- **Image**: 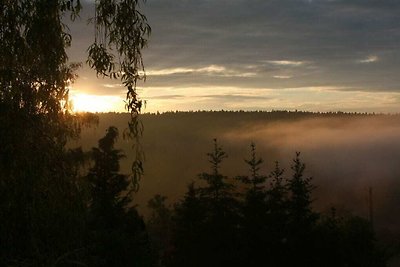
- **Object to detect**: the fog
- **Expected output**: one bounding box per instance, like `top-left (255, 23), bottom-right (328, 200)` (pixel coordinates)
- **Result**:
top-left (77, 112), bottom-right (400, 233)
top-left (223, 116), bottom-right (400, 232)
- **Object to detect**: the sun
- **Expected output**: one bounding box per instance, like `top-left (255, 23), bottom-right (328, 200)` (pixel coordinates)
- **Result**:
top-left (70, 93), bottom-right (125, 113)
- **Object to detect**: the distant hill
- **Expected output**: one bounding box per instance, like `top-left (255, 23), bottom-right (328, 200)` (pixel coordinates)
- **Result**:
top-left (72, 111), bottom-right (400, 235)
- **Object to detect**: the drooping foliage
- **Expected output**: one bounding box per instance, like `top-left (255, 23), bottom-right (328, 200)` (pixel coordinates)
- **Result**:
top-left (0, 0), bottom-right (150, 265)
top-left (87, 0), bottom-right (151, 190)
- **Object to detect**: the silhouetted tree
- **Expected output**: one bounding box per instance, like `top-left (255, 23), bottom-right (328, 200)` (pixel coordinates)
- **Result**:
top-left (263, 161), bottom-right (289, 265)
top-left (173, 140), bottom-right (240, 267)
top-left (169, 145), bottom-right (389, 267)
top-left (315, 210), bottom-right (387, 267)
top-left (0, 3), bottom-right (86, 263)
top-left (0, 1), bottom-right (150, 264)
top-left (236, 143), bottom-right (269, 266)
top-left (147, 194), bottom-right (174, 266)
top-left (86, 126), bottom-right (153, 266)
top-left (284, 152), bottom-right (318, 266)
top-left (173, 183), bottom-right (208, 267)
top-left (198, 138), bottom-right (233, 201)
top-left (237, 142), bottom-right (267, 192)
top-left (287, 152), bottom-right (315, 221)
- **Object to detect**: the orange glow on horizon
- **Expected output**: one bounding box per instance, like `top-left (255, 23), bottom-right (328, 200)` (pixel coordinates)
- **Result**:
top-left (70, 93), bottom-right (125, 113)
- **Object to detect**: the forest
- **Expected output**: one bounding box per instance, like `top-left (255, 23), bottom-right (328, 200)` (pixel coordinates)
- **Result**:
top-left (1, 0), bottom-right (400, 266)
top-left (2, 114), bottom-right (396, 266)
top-left (3, 109), bottom-right (399, 266)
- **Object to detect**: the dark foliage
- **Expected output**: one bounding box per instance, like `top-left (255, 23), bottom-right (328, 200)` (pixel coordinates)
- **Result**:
top-left (172, 140), bottom-right (240, 267)
top-left (160, 141), bottom-right (388, 267)
top-left (1, 1), bottom-right (150, 265)
top-left (85, 126), bottom-right (154, 266)
top-left (147, 194), bottom-right (174, 266)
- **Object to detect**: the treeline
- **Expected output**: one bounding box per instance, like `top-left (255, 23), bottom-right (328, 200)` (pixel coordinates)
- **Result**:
top-left (144, 110), bottom-right (391, 116)
top-left (147, 140), bottom-right (388, 267)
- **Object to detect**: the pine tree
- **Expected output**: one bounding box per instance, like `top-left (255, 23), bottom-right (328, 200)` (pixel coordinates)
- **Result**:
top-left (287, 152), bottom-right (316, 224)
top-left (88, 127), bottom-right (129, 219)
top-left (265, 161), bottom-right (288, 266)
top-left (147, 194), bottom-right (173, 266)
top-left (87, 126), bottom-right (153, 267)
top-left (268, 161), bottom-right (286, 209)
top-left (315, 210), bottom-right (387, 267)
top-left (285, 152), bottom-right (318, 267)
top-left (173, 183), bottom-right (208, 267)
top-left (237, 142), bottom-right (267, 192)
top-left (236, 143), bottom-right (269, 266)
top-left (198, 138), bottom-right (233, 201)
top-left (173, 139), bottom-right (240, 267)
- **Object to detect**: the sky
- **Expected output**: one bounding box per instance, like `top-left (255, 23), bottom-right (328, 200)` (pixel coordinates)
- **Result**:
top-left (67, 0), bottom-right (400, 113)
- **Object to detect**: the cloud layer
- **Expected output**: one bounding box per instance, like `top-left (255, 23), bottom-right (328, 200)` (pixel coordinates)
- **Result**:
top-left (68, 0), bottom-right (400, 112)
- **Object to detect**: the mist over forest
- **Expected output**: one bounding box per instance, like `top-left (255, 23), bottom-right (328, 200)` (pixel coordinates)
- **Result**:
top-left (74, 111), bottom-right (400, 234)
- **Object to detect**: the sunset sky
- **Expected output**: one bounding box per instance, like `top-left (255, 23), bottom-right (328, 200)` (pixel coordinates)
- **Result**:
top-left (68, 0), bottom-right (400, 113)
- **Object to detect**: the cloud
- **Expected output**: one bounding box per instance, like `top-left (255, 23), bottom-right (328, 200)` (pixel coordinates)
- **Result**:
top-left (147, 68), bottom-right (194, 76)
top-left (273, 75), bottom-right (293, 79)
top-left (67, 0), bottom-right (400, 112)
top-left (146, 94), bottom-right (185, 100)
top-left (102, 83), bottom-right (123, 88)
top-left (359, 55), bottom-right (379, 63)
top-left (139, 84), bottom-right (400, 113)
top-left (201, 94), bottom-right (272, 101)
top-left (266, 60), bottom-right (308, 67)
top-left (147, 64), bottom-right (256, 78)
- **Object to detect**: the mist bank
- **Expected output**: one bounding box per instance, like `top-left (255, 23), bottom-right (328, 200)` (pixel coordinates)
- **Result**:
top-left (74, 111), bottom-right (400, 233)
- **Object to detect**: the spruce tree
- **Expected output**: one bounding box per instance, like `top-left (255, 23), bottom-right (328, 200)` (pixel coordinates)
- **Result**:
top-left (268, 161), bottom-right (286, 210)
top-left (265, 161), bottom-right (288, 266)
top-left (285, 152), bottom-right (318, 266)
top-left (174, 139), bottom-right (240, 267)
top-left (86, 126), bottom-right (153, 267)
top-left (198, 138), bottom-right (232, 201)
top-left (236, 143), bottom-right (269, 266)
top-left (147, 194), bottom-right (173, 266)
top-left (173, 183), bottom-right (208, 267)
top-left (237, 142), bottom-right (267, 192)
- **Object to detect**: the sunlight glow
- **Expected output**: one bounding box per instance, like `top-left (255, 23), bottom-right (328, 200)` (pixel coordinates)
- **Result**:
top-left (71, 93), bottom-right (125, 113)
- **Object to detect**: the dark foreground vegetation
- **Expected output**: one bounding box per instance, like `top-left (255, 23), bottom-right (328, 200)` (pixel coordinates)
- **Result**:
top-left (1, 122), bottom-right (394, 266)
top-left (147, 139), bottom-right (389, 267)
